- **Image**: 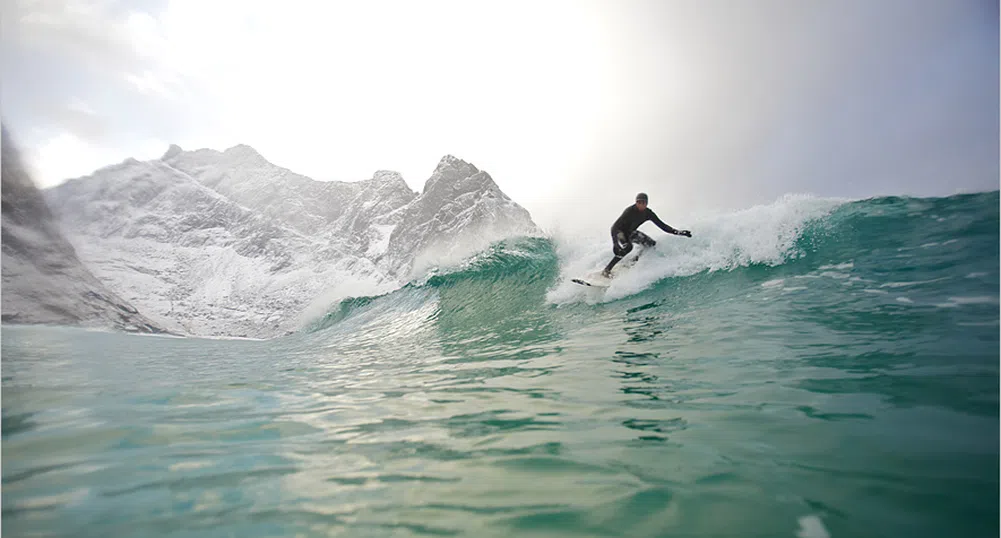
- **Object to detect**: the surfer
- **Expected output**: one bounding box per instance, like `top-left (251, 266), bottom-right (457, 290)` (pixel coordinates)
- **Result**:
top-left (602, 192), bottom-right (691, 277)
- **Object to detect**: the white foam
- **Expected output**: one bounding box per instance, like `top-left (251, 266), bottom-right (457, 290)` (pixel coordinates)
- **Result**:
top-left (945, 296), bottom-right (998, 305)
top-left (818, 262), bottom-right (854, 271)
top-left (934, 296), bottom-right (998, 308)
top-left (547, 194), bottom-right (845, 304)
top-left (879, 277), bottom-right (951, 288)
top-left (795, 515), bottom-right (831, 538)
top-left (296, 272), bottom-right (399, 326)
top-left (15, 488), bottom-right (90, 510)
top-left (896, 297), bottom-right (914, 303)
top-left (410, 221), bottom-right (542, 281)
top-left (168, 461), bottom-right (213, 472)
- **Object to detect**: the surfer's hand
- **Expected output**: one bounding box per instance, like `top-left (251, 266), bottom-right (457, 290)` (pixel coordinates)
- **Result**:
top-left (678, 230), bottom-right (692, 237)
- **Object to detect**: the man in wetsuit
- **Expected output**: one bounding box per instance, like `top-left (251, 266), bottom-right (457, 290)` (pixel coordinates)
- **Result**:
top-left (602, 192), bottom-right (691, 277)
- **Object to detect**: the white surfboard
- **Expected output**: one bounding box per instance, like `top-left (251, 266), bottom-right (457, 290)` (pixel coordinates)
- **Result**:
top-left (572, 248), bottom-right (645, 288)
top-left (571, 271), bottom-right (612, 288)
top-left (571, 277), bottom-right (610, 288)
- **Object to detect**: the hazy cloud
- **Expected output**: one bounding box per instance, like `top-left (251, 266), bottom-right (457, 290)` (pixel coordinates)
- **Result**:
top-left (5, 0), bottom-right (152, 71)
top-left (1, 0), bottom-right (996, 231)
top-left (36, 98), bottom-right (109, 142)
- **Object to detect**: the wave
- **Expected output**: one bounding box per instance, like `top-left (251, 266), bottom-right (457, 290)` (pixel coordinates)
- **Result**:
top-left (303, 191), bottom-right (998, 337)
top-left (303, 236), bottom-right (559, 334)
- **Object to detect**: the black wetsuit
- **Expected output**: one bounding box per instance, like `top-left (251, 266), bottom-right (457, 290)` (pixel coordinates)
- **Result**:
top-left (603, 205), bottom-right (679, 274)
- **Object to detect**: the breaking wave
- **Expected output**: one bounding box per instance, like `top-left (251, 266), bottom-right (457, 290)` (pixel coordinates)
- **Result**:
top-left (304, 191), bottom-right (999, 348)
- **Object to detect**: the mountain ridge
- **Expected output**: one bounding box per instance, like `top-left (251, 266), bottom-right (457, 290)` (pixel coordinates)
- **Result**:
top-left (1, 127), bottom-right (170, 334)
top-left (40, 144), bottom-right (539, 338)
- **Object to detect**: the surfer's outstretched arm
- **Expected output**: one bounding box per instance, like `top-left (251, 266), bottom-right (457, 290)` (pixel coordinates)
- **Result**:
top-left (649, 210), bottom-right (691, 237)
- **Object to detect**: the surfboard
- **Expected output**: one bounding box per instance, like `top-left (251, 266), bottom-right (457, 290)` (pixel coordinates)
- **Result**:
top-left (573, 247), bottom-right (648, 288)
top-left (572, 277), bottom-right (609, 288)
top-left (572, 270), bottom-right (612, 288)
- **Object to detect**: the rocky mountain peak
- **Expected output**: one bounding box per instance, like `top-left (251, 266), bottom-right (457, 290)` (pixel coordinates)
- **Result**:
top-left (373, 170), bottom-right (405, 185)
top-left (221, 144), bottom-right (267, 165)
top-left (432, 155), bottom-right (478, 176)
top-left (423, 155), bottom-right (489, 196)
top-left (223, 143), bottom-right (262, 156)
top-left (162, 144), bottom-right (184, 160)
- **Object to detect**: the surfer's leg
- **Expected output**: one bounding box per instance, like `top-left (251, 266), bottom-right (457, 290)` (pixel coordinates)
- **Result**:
top-left (603, 255), bottom-right (623, 276)
top-left (630, 230), bottom-right (656, 248)
top-left (625, 231), bottom-right (654, 262)
top-left (604, 231), bottom-right (632, 276)
top-left (614, 231), bottom-right (633, 256)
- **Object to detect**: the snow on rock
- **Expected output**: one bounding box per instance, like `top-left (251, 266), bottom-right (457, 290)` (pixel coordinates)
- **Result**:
top-left (383, 155), bottom-right (541, 278)
top-left (43, 147), bottom-right (540, 338)
top-left (44, 157), bottom-right (371, 339)
top-left (366, 224), bottom-right (397, 258)
top-left (161, 144), bottom-right (183, 160)
top-left (1, 126), bottom-right (168, 333)
top-left (162, 146), bottom-right (417, 244)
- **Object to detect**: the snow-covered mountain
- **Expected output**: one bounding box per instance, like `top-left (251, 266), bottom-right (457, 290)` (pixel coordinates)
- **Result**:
top-left (383, 155), bottom-right (538, 274)
top-left (161, 145), bottom-right (418, 250)
top-left (1, 127), bottom-right (168, 334)
top-left (43, 146), bottom-right (539, 338)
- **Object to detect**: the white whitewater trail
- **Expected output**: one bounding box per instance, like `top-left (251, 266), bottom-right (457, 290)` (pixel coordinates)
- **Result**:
top-left (547, 194), bottom-right (848, 305)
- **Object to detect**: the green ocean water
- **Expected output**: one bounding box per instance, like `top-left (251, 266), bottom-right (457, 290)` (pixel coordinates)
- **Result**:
top-left (3, 192), bottom-right (998, 537)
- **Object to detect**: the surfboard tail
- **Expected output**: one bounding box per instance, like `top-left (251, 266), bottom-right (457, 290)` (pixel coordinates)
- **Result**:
top-left (572, 277), bottom-right (609, 289)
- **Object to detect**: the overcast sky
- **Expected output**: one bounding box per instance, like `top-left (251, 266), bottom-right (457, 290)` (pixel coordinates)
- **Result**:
top-left (2, 0), bottom-right (997, 233)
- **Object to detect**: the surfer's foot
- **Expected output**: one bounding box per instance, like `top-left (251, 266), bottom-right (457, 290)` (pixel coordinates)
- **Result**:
top-left (601, 269), bottom-right (611, 278)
